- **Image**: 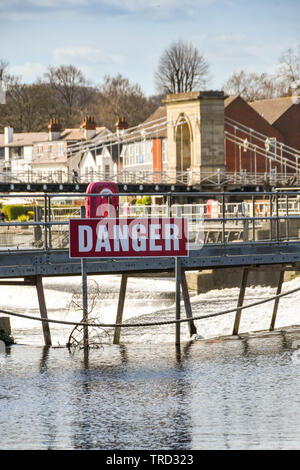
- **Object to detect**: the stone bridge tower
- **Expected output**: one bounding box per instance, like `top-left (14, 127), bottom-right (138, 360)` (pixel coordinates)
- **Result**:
top-left (165, 91), bottom-right (226, 184)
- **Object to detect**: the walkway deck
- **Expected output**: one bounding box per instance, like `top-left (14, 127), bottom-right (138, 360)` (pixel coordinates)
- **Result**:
top-left (1, 242), bottom-right (300, 279)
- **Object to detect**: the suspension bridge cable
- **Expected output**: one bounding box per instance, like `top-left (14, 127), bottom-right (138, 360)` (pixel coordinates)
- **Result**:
top-left (1, 285), bottom-right (300, 329)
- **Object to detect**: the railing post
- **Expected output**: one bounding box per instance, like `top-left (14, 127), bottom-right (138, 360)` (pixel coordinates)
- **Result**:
top-left (48, 195), bottom-right (52, 249)
top-left (252, 194), bottom-right (255, 242)
top-left (167, 192), bottom-right (172, 218)
top-left (44, 193), bottom-right (48, 251)
top-left (34, 206), bottom-right (42, 246)
top-left (175, 257), bottom-right (181, 346)
top-left (222, 193), bottom-right (226, 244)
top-left (270, 193), bottom-right (273, 241)
top-left (286, 194), bottom-right (289, 240)
top-left (276, 191), bottom-right (280, 242)
top-left (81, 257), bottom-right (88, 349)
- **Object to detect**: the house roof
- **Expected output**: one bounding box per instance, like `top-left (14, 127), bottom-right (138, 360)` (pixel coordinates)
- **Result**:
top-left (0, 132), bottom-right (49, 147)
top-left (224, 95), bottom-right (239, 108)
top-left (31, 155), bottom-right (68, 165)
top-left (136, 106), bottom-right (168, 139)
top-left (57, 126), bottom-right (110, 142)
top-left (143, 106), bottom-right (167, 124)
top-left (249, 97), bottom-right (295, 124)
top-left (0, 126), bottom-right (111, 151)
top-left (30, 127), bottom-right (112, 165)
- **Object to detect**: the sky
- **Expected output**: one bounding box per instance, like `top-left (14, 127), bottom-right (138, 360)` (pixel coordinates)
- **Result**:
top-left (0, 0), bottom-right (299, 96)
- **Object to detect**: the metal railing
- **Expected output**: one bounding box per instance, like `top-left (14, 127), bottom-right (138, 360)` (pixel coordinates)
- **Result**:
top-left (225, 116), bottom-right (300, 160)
top-left (2, 167), bottom-right (300, 188)
top-left (0, 191), bottom-right (300, 252)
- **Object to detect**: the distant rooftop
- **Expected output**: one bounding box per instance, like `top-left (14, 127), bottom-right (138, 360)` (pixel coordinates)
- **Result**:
top-left (249, 96), bottom-right (295, 124)
top-left (0, 132), bottom-right (49, 147)
top-left (0, 126), bottom-right (111, 148)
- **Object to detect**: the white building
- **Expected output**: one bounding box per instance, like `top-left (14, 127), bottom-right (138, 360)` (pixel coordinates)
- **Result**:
top-left (0, 126), bottom-right (48, 173)
top-left (0, 117), bottom-right (113, 181)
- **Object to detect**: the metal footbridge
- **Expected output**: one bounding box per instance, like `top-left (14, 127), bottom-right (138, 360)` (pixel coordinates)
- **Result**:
top-left (1, 190), bottom-right (300, 347)
top-left (1, 189), bottom-right (300, 276)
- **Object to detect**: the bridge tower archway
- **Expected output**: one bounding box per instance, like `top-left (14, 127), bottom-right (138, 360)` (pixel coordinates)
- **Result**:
top-left (175, 113), bottom-right (192, 173)
top-left (165, 91), bottom-right (226, 184)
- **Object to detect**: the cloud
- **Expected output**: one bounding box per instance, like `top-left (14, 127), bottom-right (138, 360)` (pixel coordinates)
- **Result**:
top-left (0, 0), bottom-right (218, 21)
top-left (9, 62), bottom-right (47, 82)
top-left (53, 46), bottom-right (124, 67)
top-left (0, 0), bottom-right (216, 9)
top-left (0, 0), bottom-right (123, 21)
top-left (103, 0), bottom-right (216, 10)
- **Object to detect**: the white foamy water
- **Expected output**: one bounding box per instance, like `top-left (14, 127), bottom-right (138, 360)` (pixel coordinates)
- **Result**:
top-left (1, 272), bottom-right (300, 346)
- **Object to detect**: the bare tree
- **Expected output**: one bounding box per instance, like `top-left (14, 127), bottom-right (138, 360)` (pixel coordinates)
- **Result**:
top-left (45, 65), bottom-right (93, 127)
top-left (66, 279), bottom-right (109, 349)
top-left (223, 46), bottom-right (300, 101)
top-left (0, 75), bottom-right (61, 132)
top-left (97, 73), bottom-right (158, 130)
top-left (278, 44), bottom-right (300, 93)
top-left (155, 39), bottom-right (210, 94)
top-left (223, 70), bottom-right (285, 102)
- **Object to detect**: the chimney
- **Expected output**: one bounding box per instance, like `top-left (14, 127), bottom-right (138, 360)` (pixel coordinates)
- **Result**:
top-left (48, 118), bottom-right (62, 141)
top-left (81, 116), bottom-right (97, 140)
top-left (4, 126), bottom-right (13, 145)
top-left (115, 116), bottom-right (128, 135)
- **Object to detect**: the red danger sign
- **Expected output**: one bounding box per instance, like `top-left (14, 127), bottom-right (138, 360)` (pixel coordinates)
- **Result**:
top-left (69, 218), bottom-right (188, 258)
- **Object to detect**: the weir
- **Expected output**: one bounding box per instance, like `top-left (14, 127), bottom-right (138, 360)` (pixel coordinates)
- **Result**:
top-left (0, 189), bottom-right (300, 347)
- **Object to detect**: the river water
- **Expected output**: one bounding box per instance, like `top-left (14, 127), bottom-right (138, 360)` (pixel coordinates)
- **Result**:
top-left (1, 274), bottom-right (300, 450)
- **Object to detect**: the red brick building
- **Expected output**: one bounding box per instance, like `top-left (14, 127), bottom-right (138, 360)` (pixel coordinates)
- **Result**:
top-left (133, 94), bottom-right (300, 176)
top-left (224, 95), bottom-right (284, 174)
top-left (250, 96), bottom-right (300, 152)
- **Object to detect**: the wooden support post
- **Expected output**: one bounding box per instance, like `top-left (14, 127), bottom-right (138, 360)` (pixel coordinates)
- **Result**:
top-left (269, 270), bottom-right (284, 331)
top-left (180, 269), bottom-right (197, 337)
top-left (0, 317), bottom-right (11, 336)
top-left (81, 258), bottom-right (88, 349)
top-left (175, 258), bottom-right (181, 346)
top-left (232, 268), bottom-right (248, 336)
top-left (113, 274), bottom-right (128, 345)
top-left (35, 275), bottom-right (52, 346)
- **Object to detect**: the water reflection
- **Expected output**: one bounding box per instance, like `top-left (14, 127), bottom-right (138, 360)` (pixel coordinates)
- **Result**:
top-left (66, 342), bottom-right (194, 450)
top-left (1, 328), bottom-right (300, 450)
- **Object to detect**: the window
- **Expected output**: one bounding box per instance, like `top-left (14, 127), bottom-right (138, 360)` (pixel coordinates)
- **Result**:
top-left (145, 141), bottom-right (152, 162)
top-left (162, 139), bottom-right (167, 162)
top-left (11, 147), bottom-right (22, 158)
top-left (47, 144), bottom-right (52, 154)
top-left (104, 164), bottom-right (110, 179)
top-left (129, 144), bottom-right (135, 165)
top-left (269, 138), bottom-right (277, 155)
top-left (135, 143), bottom-right (140, 165)
top-left (37, 144), bottom-right (43, 156)
top-left (58, 143), bottom-right (64, 156)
